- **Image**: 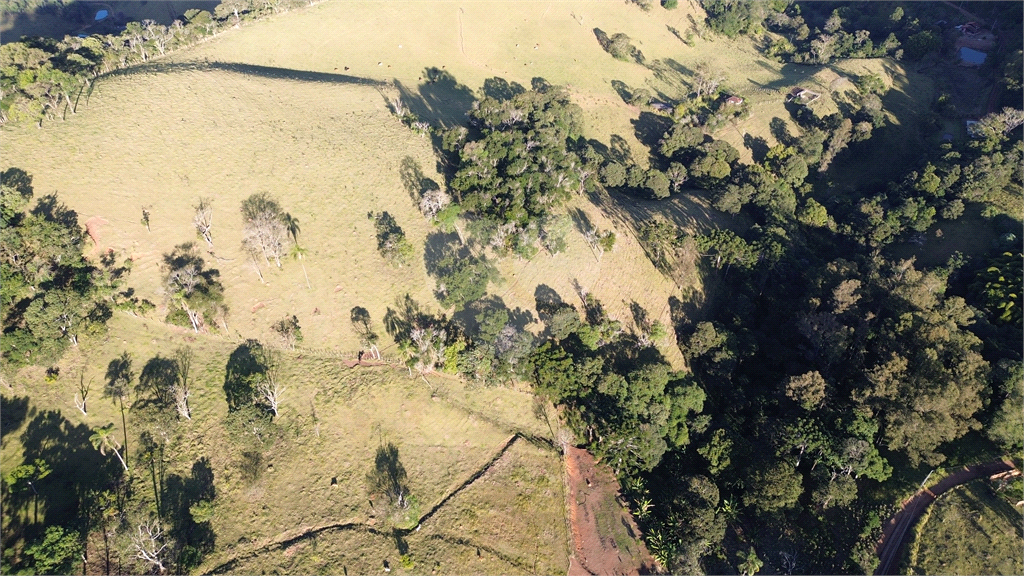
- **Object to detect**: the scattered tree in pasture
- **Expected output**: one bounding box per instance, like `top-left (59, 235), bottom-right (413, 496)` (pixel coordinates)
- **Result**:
top-left (692, 61), bottom-right (724, 101)
top-left (90, 423), bottom-right (128, 471)
top-left (192, 197), bottom-right (213, 246)
top-left (366, 442), bottom-right (410, 509)
top-left (172, 347), bottom-right (193, 421)
top-left (271, 314), bottom-right (302, 349)
top-left (257, 366), bottom-right (285, 418)
top-left (141, 206), bottom-right (151, 231)
top-left (223, 339), bottom-right (271, 412)
top-left (74, 372), bottom-right (90, 415)
top-left (350, 306), bottom-right (380, 358)
top-left (370, 211), bottom-right (414, 267)
top-left (104, 351), bottom-right (134, 469)
top-left (240, 192), bottom-right (289, 270)
top-left (384, 294), bottom-right (454, 374)
top-left (161, 242), bottom-right (226, 333)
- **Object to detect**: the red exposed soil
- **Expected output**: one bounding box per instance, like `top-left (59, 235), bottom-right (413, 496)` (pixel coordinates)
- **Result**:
top-left (874, 458), bottom-right (1016, 575)
top-left (84, 216), bottom-right (108, 250)
top-left (565, 446), bottom-right (656, 576)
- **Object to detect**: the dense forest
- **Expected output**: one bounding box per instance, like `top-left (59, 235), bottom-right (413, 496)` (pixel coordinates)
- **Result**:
top-left (1, 0), bottom-right (1022, 574)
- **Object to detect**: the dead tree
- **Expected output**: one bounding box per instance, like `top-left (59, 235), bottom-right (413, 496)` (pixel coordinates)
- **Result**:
top-left (74, 374), bottom-right (90, 415)
top-left (193, 197), bottom-right (213, 246)
top-left (258, 370), bottom-right (285, 417)
top-left (131, 519), bottom-right (167, 574)
top-left (172, 347), bottom-right (192, 421)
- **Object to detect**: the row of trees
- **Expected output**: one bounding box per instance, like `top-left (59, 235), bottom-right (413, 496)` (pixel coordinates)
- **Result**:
top-left (0, 0), bottom-right (325, 125)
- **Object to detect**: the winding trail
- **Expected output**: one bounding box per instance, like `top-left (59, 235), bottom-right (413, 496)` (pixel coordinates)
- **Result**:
top-left (874, 458), bottom-right (1016, 575)
top-left (201, 433), bottom-right (540, 574)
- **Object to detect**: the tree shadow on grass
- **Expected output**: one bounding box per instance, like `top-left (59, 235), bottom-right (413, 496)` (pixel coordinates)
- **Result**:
top-left (367, 442), bottom-right (410, 507)
top-left (394, 67), bottom-right (476, 129)
top-left (480, 77), bottom-right (526, 101)
top-left (423, 230), bottom-right (466, 278)
top-left (162, 458), bottom-right (216, 572)
top-left (399, 156), bottom-right (440, 205)
top-left (223, 340), bottom-right (268, 412)
top-left (137, 355), bottom-right (177, 410)
top-left (631, 112), bottom-right (674, 158)
top-left (8, 408), bottom-right (123, 551)
top-left (743, 134), bottom-right (771, 164)
top-left (1, 395), bottom-right (31, 441)
top-left (452, 294), bottom-right (535, 339)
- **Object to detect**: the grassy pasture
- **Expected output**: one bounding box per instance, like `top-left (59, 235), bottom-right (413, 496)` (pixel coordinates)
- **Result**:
top-left (0, 312), bottom-right (565, 574)
top-left (906, 479), bottom-right (1024, 576)
top-left (0, 0), bottom-right (930, 371)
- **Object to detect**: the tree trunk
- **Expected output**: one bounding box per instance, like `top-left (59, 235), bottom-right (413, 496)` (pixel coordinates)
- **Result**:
top-left (301, 263), bottom-right (311, 289)
top-left (119, 399), bottom-right (129, 471)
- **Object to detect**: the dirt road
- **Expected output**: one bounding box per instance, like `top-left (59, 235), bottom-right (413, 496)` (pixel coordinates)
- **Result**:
top-left (564, 446), bottom-right (656, 576)
top-left (874, 458), bottom-right (1016, 575)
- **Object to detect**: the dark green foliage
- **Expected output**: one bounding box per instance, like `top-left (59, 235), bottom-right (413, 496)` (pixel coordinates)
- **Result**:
top-left (701, 0), bottom-right (769, 38)
top-left (223, 340), bottom-right (270, 412)
top-left (370, 211), bottom-right (414, 267)
top-left (638, 218), bottom-right (679, 270)
top-left (531, 295), bottom-right (705, 474)
top-left (430, 247), bottom-right (495, 309)
top-left (161, 242), bottom-right (226, 333)
top-left (21, 525), bottom-right (82, 575)
top-left (902, 30), bottom-right (941, 61)
top-left (1, 182), bottom-right (121, 368)
top-left (446, 87), bottom-right (596, 252)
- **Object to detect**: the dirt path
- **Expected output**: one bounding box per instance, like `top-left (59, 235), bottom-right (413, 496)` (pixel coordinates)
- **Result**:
top-left (874, 458), bottom-right (1015, 575)
top-left (564, 446), bottom-right (655, 576)
top-left (200, 434), bottom-right (526, 574)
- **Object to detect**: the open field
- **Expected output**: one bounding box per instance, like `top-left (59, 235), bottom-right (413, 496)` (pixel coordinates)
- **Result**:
top-left (0, 0), bottom-right (933, 372)
top-left (1, 312), bottom-right (566, 574)
top-left (905, 478), bottom-right (1023, 576)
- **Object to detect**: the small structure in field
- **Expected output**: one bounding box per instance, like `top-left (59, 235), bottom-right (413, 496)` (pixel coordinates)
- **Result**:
top-left (786, 87), bottom-right (820, 103)
top-left (725, 95), bottom-right (744, 106)
top-left (650, 101), bottom-right (673, 113)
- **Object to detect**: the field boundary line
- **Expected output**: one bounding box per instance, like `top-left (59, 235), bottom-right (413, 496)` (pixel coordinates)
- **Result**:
top-left (200, 434), bottom-right (527, 574)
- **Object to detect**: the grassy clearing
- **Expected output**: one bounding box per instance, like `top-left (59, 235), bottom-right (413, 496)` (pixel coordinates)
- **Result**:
top-left (0, 312), bottom-right (563, 574)
top-left (906, 479), bottom-right (1024, 576)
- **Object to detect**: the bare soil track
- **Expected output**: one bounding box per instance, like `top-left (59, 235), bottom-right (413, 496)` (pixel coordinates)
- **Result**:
top-left (874, 458), bottom-right (1016, 575)
top-left (565, 446), bottom-right (655, 576)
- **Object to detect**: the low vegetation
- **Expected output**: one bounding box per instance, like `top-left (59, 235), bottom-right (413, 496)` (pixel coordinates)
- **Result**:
top-left (1, 0), bottom-right (1021, 574)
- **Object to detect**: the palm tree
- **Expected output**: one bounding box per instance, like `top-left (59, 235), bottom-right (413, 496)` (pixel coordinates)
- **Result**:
top-left (104, 351), bottom-right (134, 470)
top-left (282, 212), bottom-right (300, 245)
top-left (290, 243), bottom-right (311, 289)
top-left (90, 424), bottom-right (128, 471)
